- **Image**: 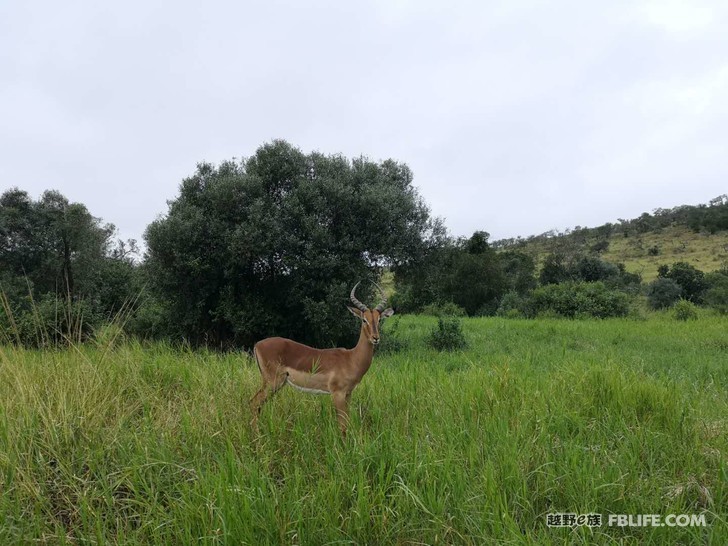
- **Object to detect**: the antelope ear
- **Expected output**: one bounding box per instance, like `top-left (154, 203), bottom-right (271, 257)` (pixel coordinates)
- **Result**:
top-left (347, 306), bottom-right (364, 319)
top-left (380, 308), bottom-right (394, 319)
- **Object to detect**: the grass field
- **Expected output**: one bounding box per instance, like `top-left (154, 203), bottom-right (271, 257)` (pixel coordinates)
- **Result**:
top-left (1, 315), bottom-right (726, 544)
top-left (603, 227), bottom-right (728, 282)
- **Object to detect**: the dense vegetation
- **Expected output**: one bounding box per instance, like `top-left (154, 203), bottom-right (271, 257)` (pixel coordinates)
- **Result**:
top-left (492, 198), bottom-right (728, 284)
top-left (0, 189), bottom-right (138, 346)
top-left (3, 142), bottom-right (728, 348)
top-left (2, 142), bottom-right (728, 543)
top-left (0, 315), bottom-right (725, 544)
top-left (144, 140), bottom-right (435, 347)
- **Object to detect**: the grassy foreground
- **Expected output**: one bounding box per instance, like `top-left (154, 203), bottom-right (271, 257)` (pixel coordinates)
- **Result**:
top-left (0, 315), bottom-right (726, 544)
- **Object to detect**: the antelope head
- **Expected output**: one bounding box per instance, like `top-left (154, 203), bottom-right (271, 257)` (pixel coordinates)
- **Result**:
top-left (347, 281), bottom-right (395, 346)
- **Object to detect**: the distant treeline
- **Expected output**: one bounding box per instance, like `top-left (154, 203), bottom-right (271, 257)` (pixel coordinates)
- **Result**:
top-left (2, 142), bottom-right (727, 348)
top-left (492, 194), bottom-right (728, 250)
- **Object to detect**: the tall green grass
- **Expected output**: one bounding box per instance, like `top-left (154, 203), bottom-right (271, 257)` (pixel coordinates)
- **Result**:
top-left (0, 315), bottom-right (726, 544)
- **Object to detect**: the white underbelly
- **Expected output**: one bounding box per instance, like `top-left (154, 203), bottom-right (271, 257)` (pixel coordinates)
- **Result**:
top-left (286, 377), bottom-right (330, 395)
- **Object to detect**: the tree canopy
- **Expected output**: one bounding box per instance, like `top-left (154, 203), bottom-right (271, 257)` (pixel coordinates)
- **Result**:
top-left (393, 231), bottom-right (511, 316)
top-left (144, 140), bottom-right (435, 347)
top-left (1, 188), bottom-right (137, 344)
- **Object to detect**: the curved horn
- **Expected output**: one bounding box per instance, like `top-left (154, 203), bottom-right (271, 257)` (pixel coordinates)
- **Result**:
top-left (373, 282), bottom-right (388, 312)
top-left (349, 281), bottom-right (368, 312)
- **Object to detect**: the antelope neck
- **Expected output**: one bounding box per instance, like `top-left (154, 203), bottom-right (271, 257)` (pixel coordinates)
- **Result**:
top-left (350, 326), bottom-right (374, 368)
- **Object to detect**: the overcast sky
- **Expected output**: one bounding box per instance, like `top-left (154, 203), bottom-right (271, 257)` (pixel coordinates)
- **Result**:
top-left (1, 0), bottom-right (727, 246)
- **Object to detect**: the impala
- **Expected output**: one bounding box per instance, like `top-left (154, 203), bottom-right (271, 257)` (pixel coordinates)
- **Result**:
top-left (250, 282), bottom-right (394, 436)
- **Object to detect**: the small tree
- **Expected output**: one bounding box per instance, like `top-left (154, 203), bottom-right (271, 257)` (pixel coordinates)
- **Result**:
top-left (590, 239), bottom-right (610, 254)
top-left (497, 291), bottom-right (528, 318)
top-left (673, 299), bottom-right (698, 321)
top-left (427, 316), bottom-right (467, 351)
top-left (539, 253), bottom-right (569, 285)
top-left (704, 271), bottom-right (728, 314)
top-left (395, 231), bottom-right (508, 316)
top-left (647, 278), bottom-right (682, 309)
top-left (659, 262), bottom-right (707, 304)
top-left (500, 250), bottom-right (537, 294)
top-left (440, 238), bottom-right (507, 315)
top-left (570, 255), bottom-right (619, 283)
top-left (1, 188), bottom-right (137, 346)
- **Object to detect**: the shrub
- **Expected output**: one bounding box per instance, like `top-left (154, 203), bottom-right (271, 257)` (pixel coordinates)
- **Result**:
top-left (377, 316), bottom-right (407, 354)
top-left (673, 299), bottom-right (698, 321)
top-left (528, 281), bottom-right (630, 318)
top-left (421, 302), bottom-right (466, 317)
top-left (499, 250), bottom-right (537, 294)
top-left (427, 316), bottom-right (467, 351)
top-left (1, 294), bottom-right (99, 347)
top-left (124, 297), bottom-right (169, 339)
top-left (647, 278), bottom-right (682, 309)
top-left (539, 253), bottom-right (569, 285)
top-left (658, 262), bottom-right (707, 304)
top-left (571, 255), bottom-right (619, 283)
top-left (590, 239), bottom-right (610, 254)
top-left (388, 285), bottom-right (416, 314)
top-left (497, 291), bottom-right (527, 318)
top-left (704, 272), bottom-right (728, 315)
top-left (440, 243), bottom-right (507, 316)
top-left (607, 263), bottom-right (642, 294)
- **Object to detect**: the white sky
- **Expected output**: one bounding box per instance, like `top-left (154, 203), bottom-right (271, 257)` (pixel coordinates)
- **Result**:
top-left (1, 0), bottom-right (727, 245)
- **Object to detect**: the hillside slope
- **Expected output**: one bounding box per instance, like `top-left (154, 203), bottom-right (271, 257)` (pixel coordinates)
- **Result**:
top-left (494, 198), bottom-right (728, 282)
top-left (601, 226), bottom-right (728, 282)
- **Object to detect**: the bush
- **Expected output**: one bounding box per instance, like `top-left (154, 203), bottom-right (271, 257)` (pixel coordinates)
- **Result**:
top-left (499, 250), bottom-right (537, 294)
top-left (440, 241), bottom-right (507, 316)
top-left (427, 316), bottom-right (467, 351)
top-left (377, 316), bottom-right (407, 354)
top-left (539, 253), bottom-right (569, 285)
top-left (421, 302), bottom-right (466, 317)
top-left (528, 281), bottom-right (630, 319)
top-left (605, 264), bottom-right (642, 295)
top-left (647, 278), bottom-right (682, 309)
top-left (497, 291), bottom-right (527, 318)
top-left (590, 239), bottom-right (610, 254)
top-left (704, 272), bottom-right (728, 315)
top-left (1, 294), bottom-right (99, 347)
top-left (673, 299), bottom-right (698, 321)
top-left (658, 262), bottom-right (707, 304)
top-left (571, 255), bottom-right (619, 283)
top-left (388, 285), bottom-right (416, 314)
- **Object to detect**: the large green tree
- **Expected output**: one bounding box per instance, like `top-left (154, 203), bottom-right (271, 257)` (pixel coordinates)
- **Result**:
top-left (144, 140), bottom-right (434, 347)
top-left (440, 232), bottom-right (507, 315)
top-left (1, 188), bottom-right (137, 344)
top-left (499, 250), bottom-right (537, 295)
top-left (0, 189), bottom-right (124, 299)
top-left (393, 231), bottom-right (508, 316)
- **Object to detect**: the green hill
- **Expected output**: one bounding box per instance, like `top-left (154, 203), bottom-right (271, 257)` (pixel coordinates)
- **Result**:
top-left (493, 196), bottom-right (728, 282)
top-left (599, 226), bottom-right (728, 282)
